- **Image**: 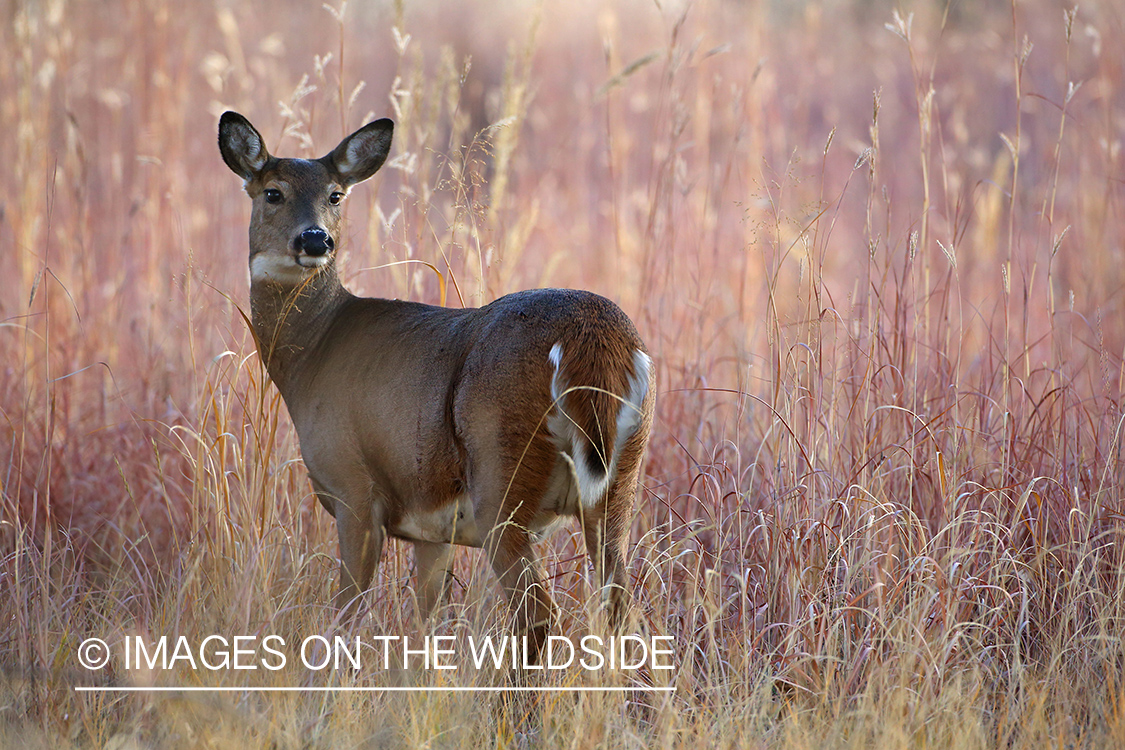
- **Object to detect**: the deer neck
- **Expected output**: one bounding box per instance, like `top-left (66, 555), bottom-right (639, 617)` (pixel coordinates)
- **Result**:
top-left (249, 262), bottom-right (350, 394)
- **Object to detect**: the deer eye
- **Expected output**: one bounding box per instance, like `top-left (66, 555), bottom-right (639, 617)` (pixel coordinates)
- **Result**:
top-left (264, 188), bottom-right (283, 204)
top-left (328, 191), bottom-right (345, 206)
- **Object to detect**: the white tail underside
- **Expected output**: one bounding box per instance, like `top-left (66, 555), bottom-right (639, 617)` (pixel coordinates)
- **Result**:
top-left (548, 343), bottom-right (652, 508)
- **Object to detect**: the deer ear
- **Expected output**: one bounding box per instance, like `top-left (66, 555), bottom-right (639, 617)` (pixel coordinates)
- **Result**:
top-left (219, 111), bottom-right (270, 182)
top-left (326, 119), bottom-right (394, 187)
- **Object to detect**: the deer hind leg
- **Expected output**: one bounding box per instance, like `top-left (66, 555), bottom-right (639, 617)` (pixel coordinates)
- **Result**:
top-left (581, 509), bottom-right (630, 634)
top-left (413, 540), bottom-right (455, 622)
top-left (581, 498), bottom-right (633, 634)
top-left (464, 413), bottom-right (560, 664)
top-left (582, 418), bottom-right (649, 634)
top-left (485, 526), bottom-right (555, 664)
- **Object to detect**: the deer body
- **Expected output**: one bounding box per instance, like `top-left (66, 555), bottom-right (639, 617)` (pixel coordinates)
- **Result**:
top-left (219, 112), bottom-right (654, 659)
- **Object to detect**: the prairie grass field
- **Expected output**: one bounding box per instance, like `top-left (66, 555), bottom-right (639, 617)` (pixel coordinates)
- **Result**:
top-left (4, 0), bottom-right (1125, 746)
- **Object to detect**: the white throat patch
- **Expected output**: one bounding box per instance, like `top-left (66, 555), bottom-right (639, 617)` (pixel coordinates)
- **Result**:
top-left (250, 253), bottom-right (324, 284)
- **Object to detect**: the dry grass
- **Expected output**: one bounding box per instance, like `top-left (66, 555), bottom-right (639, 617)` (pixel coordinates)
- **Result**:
top-left (4, 0), bottom-right (1125, 746)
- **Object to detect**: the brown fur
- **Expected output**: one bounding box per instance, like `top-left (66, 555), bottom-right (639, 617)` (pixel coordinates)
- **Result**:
top-left (218, 112), bottom-right (656, 661)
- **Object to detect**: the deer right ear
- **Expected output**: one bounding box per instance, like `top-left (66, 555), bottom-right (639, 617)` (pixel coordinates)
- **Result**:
top-left (326, 118), bottom-right (394, 187)
top-left (219, 111), bottom-right (270, 182)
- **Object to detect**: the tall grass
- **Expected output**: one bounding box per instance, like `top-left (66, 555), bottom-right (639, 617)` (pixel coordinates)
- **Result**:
top-left (3, 0), bottom-right (1125, 746)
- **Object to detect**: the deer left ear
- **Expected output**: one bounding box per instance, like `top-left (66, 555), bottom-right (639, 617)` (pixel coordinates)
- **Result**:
top-left (325, 119), bottom-right (394, 187)
top-left (219, 111), bottom-right (272, 183)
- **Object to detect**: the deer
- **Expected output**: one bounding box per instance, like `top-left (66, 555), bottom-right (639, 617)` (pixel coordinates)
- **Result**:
top-left (217, 112), bottom-right (655, 661)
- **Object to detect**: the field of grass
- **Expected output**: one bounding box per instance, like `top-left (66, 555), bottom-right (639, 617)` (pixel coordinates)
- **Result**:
top-left (4, 0), bottom-right (1125, 746)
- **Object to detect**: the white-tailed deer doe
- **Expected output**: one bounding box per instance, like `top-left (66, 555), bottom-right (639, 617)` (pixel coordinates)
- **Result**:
top-left (218, 112), bottom-right (655, 660)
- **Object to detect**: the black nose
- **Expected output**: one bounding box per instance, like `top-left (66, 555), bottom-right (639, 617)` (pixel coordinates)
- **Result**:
top-left (298, 228), bottom-right (334, 256)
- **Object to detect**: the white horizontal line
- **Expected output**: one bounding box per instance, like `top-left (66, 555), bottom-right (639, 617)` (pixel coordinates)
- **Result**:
top-left (74, 686), bottom-right (675, 693)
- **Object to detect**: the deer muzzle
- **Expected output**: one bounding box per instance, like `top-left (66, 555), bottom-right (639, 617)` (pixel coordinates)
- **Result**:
top-left (297, 228), bottom-right (334, 257)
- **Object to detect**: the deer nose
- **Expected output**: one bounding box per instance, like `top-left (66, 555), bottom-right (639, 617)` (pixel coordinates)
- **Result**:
top-left (298, 228), bottom-right (334, 256)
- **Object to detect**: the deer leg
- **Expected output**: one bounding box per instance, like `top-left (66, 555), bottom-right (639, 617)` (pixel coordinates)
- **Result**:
top-left (413, 540), bottom-right (455, 621)
top-left (486, 527), bottom-right (554, 665)
top-left (581, 508), bottom-right (631, 634)
top-left (581, 428), bottom-right (646, 634)
top-left (314, 477), bottom-right (383, 621)
top-left (463, 413), bottom-right (558, 664)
